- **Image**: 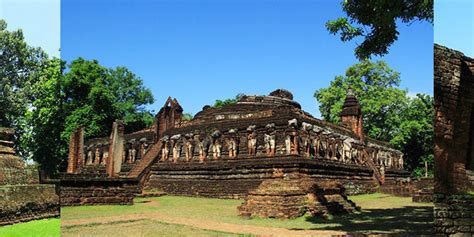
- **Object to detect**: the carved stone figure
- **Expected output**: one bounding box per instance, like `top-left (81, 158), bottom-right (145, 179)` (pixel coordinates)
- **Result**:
top-left (350, 144), bottom-right (359, 164)
top-left (226, 129), bottom-right (238, 158)
top-left (86, 146), bottom-right (94, 165)
top-left (94, 144), bottom-right (101, 164)
top-left (343, 138), bottom-right (353, 163)
top-left (301, 122), bottom-right (312, 158)
top-left (102, 147), bottom-right (108, 165)
top-left (171, 134), bottom-right (182, 163)
top-left (264, 124), bottom-right (276, 157)
top-left (196, 134), bottom-right (210, 162)
top-left (211, 130), bottom-right (222, 160)
top-left (247, 125), bottom-right (257, 156)
top-left (139, 137), bottom-right (148, 160)
top-left (327, 137), bottom-right (337, 160)
top-left (398, 153), bottom-right (404, 169)
top-left (160, 136), bottom-right (170, 161)
top-left (311, 127), bottom-right (322, 158)
top-left (131, 146), bottom-right (137, 163)
top-left (184, 133), bottom-right (194, 161)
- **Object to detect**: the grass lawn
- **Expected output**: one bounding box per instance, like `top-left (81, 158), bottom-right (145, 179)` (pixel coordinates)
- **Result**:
top-left (61, 193), bottom-right (434, 236)
top-left (0, 218), bottom-right (60, 237)
top-left (62, 220), bottom-right (250, 237)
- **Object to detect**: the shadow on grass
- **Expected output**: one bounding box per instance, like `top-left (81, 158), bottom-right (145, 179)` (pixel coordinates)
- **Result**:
top-left (301, 206), bottom-right (434, 236)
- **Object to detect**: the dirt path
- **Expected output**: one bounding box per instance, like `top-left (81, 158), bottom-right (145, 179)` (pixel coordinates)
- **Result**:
top-left (62, 200), bottom-right (347, 237)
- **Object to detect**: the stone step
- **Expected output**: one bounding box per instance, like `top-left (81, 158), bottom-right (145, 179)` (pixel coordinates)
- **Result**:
top-left (128, 142), bottom-right (162, 178)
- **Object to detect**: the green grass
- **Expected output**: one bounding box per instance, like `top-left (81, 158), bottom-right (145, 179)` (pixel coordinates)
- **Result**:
top-left (61, 193), bottom-right (434, 235)
top-left (0, 218), bottom-right (60, 237)
top-left (63, 219), bottom-right (250, 237)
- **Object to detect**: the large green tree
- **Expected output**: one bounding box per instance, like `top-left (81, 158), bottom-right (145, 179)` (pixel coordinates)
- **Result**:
top-left (62, 58), bottom-right (154, 140)
top-left (315, 60), bottom-right (407, 141)
top-left (22, 58), bottom-right (66, 175)
top-left (0, 19), bottom-right (47, 141)
top-left (391, 93), bottom-right (433, 176)
top-left (326, 0), bottom-right (433, 59)
top-left (315, 60), bottom-right (433, 176)
top-left (21, 57), bottom-right (155, 176)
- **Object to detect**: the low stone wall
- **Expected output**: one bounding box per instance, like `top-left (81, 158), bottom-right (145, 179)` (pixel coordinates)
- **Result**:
top-left (145, 156), bottom-right (381, 199)
top-left (0, 184), bottom-right (59, 226)
top-left (412, 178), bottom-right (434, 203)
top-left (60, 177), bottom-right (140, 206)
top-left (434, 193), bottom-right (474, 235)
top-left (378, 172), bottom-right (414, 197)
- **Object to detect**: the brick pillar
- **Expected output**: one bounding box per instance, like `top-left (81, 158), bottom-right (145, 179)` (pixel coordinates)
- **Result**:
top-left (434, 44), bottom-right (474, 235)
top-left (340, 88), bottom-right (364, 141)
top-left (106, 120), bottom-right (125, 177)
top-left (66, 127), bottom-right (84, 174)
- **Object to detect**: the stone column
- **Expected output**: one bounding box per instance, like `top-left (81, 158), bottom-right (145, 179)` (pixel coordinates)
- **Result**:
top-left (106, 120), bottom-right (125, 177)
top-left (66, 127), bottom-right (84, 174)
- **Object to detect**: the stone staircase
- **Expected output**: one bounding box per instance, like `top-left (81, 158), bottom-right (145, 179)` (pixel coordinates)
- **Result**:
top-left (127, 142), bottom-right (162, 179)
top-left (362, 149), bottom-right (384, 184)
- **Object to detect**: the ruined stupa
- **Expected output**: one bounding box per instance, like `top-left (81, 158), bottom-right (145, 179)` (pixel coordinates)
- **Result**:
top-left (0, 127), bottom-right (59, 225)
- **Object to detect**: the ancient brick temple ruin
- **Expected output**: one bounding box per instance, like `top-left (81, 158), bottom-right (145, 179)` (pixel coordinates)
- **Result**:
top-left (61, 89), bottom-right (409, 218)
top-left (0, 127), bottom-right (59, 225)
top-left (434, 44), bottom-right (474, 235)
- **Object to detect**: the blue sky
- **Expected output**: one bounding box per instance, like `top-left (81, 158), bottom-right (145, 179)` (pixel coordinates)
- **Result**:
top-left (60, 0), bottom-right (433, 117)
top-left (0, 0), bottom-right (60, 57)
top-left (435, 0), bottom-right (473, 57)
top-left (2, 0), bottom-right (435, 118)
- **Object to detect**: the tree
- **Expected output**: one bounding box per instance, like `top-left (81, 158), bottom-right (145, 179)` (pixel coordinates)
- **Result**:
top-left (314, 60), bottom-right (433, 176)
top-left (0, 19), bottom-right (48, 155)
top-left (24, 58), bottom-right (155, 176)
top-left (213, 93), bottom-right (244, 108)
top-left (0, 19), bottom-right (156, 175)
top-left (315, 60), bottom-right (407, 142)
top-left (61, 58), bottom-right (155, 141)
top-left (22, 58), bottom-right (66, 176)
top-left (326, 0), bottom-right (433, 59)
top-left (181, 113), bottom-right (193, 121)
top-left (390, 94), bottom-right (433, 177)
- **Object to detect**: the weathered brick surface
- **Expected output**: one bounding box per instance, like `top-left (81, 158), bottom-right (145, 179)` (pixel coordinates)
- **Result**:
top-left (60, 176), bottom-right (140, 206)
top-left (238, 176), bottom-right (358, 219)
top-left (0, 185), bottom-right (59, 226)
top-left (146, 157), bottom-right (380, 198)
top-left (434, 44), bottom-right (474, 235)
top-left (0, 127), bottom-right (59, 226)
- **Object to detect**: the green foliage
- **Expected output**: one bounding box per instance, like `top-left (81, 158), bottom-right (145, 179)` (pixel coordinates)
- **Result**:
top-left (213, 93), bottom-right (244, 108)
top-left (315, 60), bottom-right (407, 141)
top-left (21, 58), bottom-right (67, 174)
top-left (0, 19), bottom-right (48, 128)
top-left (0, 19), bottom-right (156, 176)
top-left (327, 0), bottom-right (433, 59)
top-left (314, 60), bottom-right (433, 176)
top-left (391, 94), bottom-right (434, 177)
top-left (0, 19), bottom-right (49, 157)
top-left (181, 113), bottom-right (194, 121)
top-left (61, 58), bottom-right (154, 140)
